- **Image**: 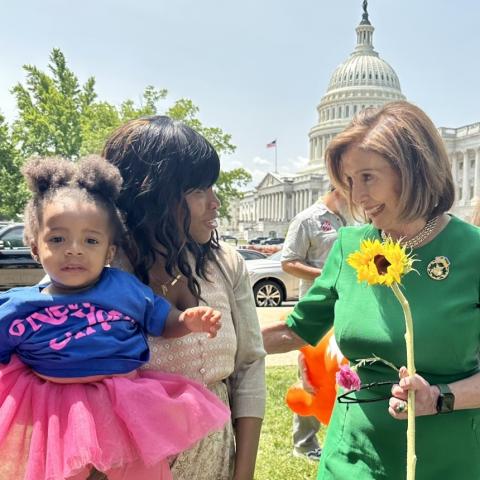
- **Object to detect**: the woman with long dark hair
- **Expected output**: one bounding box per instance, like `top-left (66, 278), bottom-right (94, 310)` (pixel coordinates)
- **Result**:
top-left (102, 116), bottom-right (266, 480)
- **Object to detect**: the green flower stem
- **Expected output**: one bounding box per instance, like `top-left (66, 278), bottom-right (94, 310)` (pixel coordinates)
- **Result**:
top-left (391, 282), bottom-right (417, 480)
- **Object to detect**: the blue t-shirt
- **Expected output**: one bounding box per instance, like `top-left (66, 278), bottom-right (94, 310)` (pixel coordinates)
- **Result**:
top-left (0, 267), bottom-right (171, 377)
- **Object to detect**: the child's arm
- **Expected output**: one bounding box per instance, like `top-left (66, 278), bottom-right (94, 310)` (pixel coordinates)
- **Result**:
top-left (162, 306), bottom-right (222, 339)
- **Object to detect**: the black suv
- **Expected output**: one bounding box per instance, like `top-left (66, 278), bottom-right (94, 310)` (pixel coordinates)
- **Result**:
top-left (0, 223), bottom-right (45, 290)
top-left (249, 236), bottom-right (268, 245)
top-left (260, 237), bottom-right (285, 245)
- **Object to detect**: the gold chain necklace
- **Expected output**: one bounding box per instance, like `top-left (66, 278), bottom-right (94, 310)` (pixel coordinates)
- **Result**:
top-left (160, 273), bottom-right (182, 296)
top-left (381, 216), bottom-right (439, 249)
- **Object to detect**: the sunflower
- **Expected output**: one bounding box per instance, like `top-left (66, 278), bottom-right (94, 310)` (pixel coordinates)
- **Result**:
top-left (347, 238), bottom-right (414, 286)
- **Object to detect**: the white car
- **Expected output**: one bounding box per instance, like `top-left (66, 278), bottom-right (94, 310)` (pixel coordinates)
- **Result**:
top-left (245, 251), bottom-right (299, 307)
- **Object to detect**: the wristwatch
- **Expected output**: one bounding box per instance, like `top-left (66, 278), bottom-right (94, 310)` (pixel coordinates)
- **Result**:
top-left (435, 384), bottom-right (455, 414)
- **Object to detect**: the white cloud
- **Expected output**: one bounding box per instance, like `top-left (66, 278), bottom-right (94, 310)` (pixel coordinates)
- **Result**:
top-left (292, 156), bottom-right (309, 170)
top-left (277, 156), bottom-right (310, 176)
top-left (252, 156), bottom-right (272, 167)
top-left (221, 158), bottom-right (244, 170)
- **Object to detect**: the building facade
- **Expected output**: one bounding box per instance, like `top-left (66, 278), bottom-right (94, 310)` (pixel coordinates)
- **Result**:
top-left (442, 124), bottom-right (480, 219)
top-left (226, 2), bottom-right (479, 238)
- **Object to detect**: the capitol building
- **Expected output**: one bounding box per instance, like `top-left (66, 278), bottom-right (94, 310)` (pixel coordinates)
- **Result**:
top-left (226, 3), bottom-right (480, 238)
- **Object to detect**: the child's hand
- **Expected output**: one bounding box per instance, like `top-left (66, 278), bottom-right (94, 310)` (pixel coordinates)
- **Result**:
top-left (179, 306), bottom-right (222, 338)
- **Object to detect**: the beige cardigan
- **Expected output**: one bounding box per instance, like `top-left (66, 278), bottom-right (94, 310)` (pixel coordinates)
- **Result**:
top-left (215, 243), bottom-right (266, 420)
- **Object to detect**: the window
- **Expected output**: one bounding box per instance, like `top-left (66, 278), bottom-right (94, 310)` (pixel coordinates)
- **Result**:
top-left (0, 226), bottom-right (26, 249)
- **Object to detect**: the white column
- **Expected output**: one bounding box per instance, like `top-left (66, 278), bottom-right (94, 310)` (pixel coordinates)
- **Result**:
top-left (451, 154), bottom-right (458, 201)
top-left (308, 189), bottom-right (313, 206)
top-left (474, 148), bottom-right (480, 198)
top-left (462, 151), bottom-right (469, 203)
top-left (282, 193), bottom-right (287, 221)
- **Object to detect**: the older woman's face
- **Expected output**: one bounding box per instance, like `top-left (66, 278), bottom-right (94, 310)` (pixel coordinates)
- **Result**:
top-left (184, 186), bottom-right (221, 244)
top-left (341, 146), bottom-right (402, 232)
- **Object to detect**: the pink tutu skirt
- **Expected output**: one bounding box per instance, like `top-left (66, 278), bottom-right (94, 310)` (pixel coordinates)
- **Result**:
top-left (0, 356), bottom-right (230, 480)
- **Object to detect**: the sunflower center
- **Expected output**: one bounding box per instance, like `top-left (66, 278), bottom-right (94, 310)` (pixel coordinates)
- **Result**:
top-left (373, 255), bottom-right (391, 275)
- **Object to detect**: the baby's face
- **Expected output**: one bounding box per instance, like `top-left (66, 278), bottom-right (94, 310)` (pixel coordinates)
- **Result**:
top-left (32, 199), bottom-right (116, 294)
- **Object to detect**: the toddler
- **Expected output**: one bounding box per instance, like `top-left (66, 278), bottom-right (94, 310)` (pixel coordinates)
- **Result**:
top-left (0, 156), bottom-right (230, 480)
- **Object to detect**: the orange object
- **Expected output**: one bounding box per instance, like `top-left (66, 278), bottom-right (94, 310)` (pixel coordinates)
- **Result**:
top-left (286, 328), bottom-right (348, 425)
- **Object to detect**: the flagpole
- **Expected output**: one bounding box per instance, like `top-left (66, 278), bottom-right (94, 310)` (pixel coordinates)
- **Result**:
top-left (274, 142), bottom-right (278, 173)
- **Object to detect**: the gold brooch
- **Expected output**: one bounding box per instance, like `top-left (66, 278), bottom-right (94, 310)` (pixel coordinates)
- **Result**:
top-left (426, 256), bottom-right (450, 280)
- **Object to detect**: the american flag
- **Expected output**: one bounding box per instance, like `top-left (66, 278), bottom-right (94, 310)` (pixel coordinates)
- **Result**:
top-left (266, 139), bottom-right (277, 148)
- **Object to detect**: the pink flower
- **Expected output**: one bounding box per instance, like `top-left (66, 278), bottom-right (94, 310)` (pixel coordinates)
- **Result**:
top-left (336, 365), bottom-right (361, 391)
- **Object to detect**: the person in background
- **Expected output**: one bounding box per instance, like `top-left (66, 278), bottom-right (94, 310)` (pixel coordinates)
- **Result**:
top-left (103, 116), bottom-right (266, 480)
top-left (281, 185), bottom-right (347, 461)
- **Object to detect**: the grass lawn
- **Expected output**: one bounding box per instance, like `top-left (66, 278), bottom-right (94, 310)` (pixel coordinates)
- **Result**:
top-left (255, 365), bottom-right (326, 480)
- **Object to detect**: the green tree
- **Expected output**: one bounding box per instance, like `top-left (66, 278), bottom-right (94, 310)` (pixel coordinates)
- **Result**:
top-left (6, 48), bottom-right (249, 220)
top-left (166, 98), bottom-right (235, 156)
top-left (216, 167), bottom-right (252, 220)
top-left (11, 48), bottom-right (91, 158)
top-left (0, 114), bottom-right (27, 219)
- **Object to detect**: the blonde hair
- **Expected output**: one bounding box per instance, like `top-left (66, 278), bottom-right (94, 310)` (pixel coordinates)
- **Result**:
top-left (325, 101), bottom-right (454, 222)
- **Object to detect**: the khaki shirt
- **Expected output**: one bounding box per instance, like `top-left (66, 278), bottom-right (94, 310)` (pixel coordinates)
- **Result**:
top-left (281, 202), bottom-right (345, 297)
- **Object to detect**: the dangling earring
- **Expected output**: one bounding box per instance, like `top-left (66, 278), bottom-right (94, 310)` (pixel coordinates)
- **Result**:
top-left (32, 254), bottom-right (40, 263)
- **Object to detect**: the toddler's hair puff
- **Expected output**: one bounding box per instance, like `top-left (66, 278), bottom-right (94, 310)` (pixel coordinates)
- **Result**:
top-left (22, 156), bottom-right (75, 197)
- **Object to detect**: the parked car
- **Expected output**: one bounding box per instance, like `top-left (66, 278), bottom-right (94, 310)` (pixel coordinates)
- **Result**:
top-left (248, 236), bottom-right (268, 245)
top-left (0, 223), bottom-right (45, 290)
top-left (236, 249), bottom-right (268, 261)
top-left (245, 251), bottom-right (299, 307)
top-left (260, 237), bottom-right (285, 245)
top-left (220, 234), bottom-right (238, 245)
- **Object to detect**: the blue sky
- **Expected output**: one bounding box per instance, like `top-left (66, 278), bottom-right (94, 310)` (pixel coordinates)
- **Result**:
top-left (1, 1), bottom-right (479, 186)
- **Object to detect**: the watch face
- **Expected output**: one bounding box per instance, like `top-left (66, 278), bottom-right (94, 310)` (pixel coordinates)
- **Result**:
top-left (439, 393), bottom-right (455, 413)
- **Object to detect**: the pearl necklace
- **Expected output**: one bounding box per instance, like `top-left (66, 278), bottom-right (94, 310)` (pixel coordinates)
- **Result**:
top-left (381, 216), bottom-right (439, 249)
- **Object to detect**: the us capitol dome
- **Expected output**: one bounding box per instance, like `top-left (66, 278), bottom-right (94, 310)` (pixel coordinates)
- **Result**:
top-left (229, 1), bottom-right (479, 237)
top-left (307, 2), bottom-right (405, 171)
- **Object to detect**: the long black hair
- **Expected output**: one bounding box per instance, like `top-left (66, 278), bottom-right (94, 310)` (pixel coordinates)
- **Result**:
top-left (102, 115), bottom-right (220, 299)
